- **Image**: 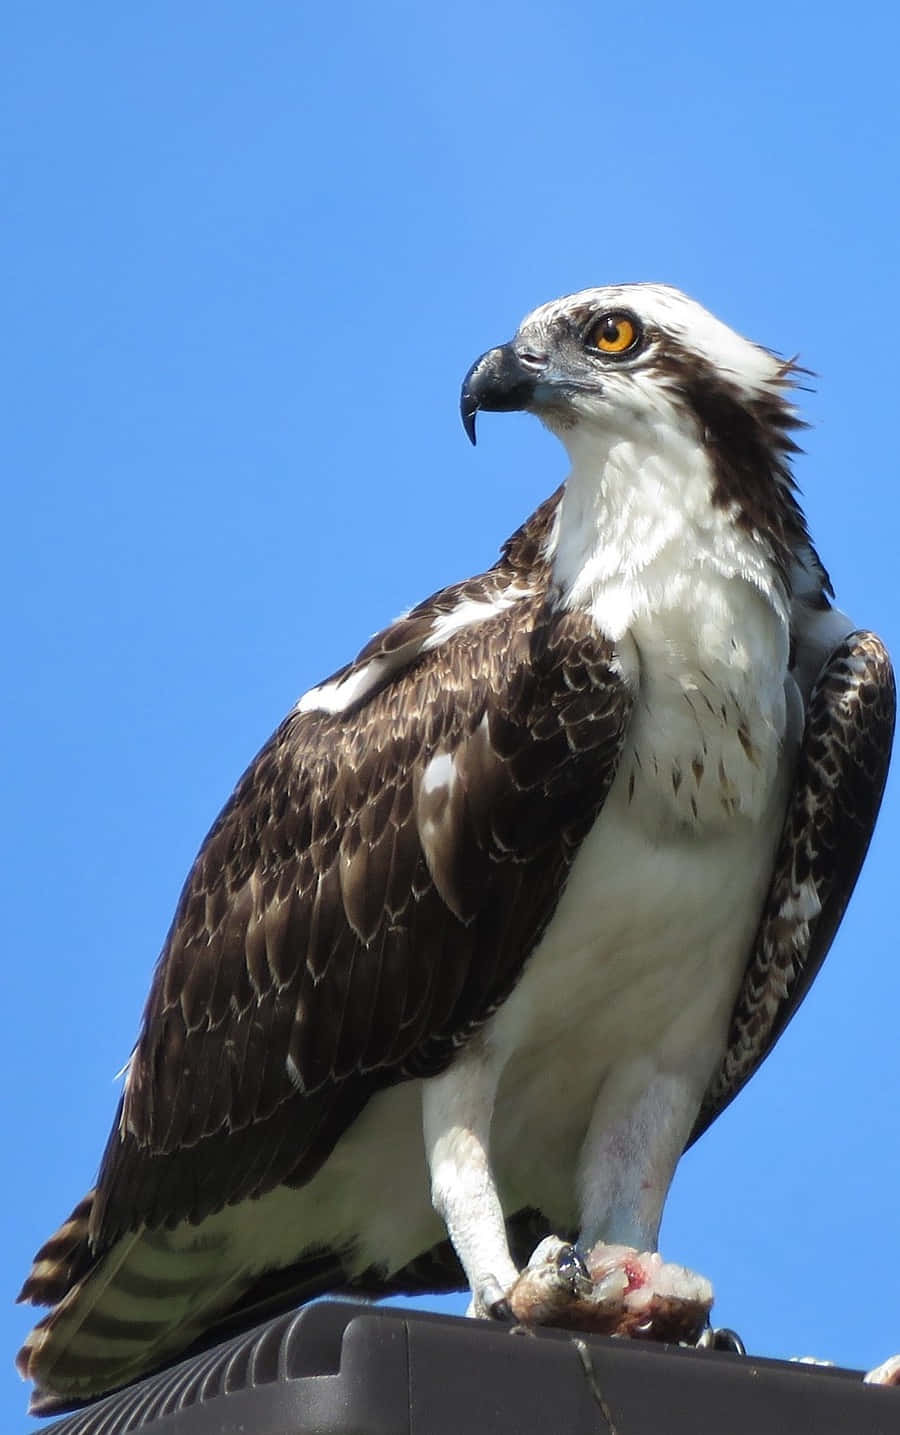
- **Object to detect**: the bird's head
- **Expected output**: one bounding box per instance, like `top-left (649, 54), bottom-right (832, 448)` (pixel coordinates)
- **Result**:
top-left (460, 282), bottom-right (798, 462)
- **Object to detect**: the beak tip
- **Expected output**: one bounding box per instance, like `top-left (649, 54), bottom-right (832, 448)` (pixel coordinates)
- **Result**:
top-left (459, 342), bottom-right (538, 446)
top-left (460, 393), bottom-right (479, 446)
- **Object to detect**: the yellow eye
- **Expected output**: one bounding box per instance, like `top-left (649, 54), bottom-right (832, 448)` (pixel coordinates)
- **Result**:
top-left (590, 312), bottom-right (640, 355)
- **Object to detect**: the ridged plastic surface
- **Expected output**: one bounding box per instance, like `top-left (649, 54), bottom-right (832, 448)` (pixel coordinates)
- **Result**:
top-left (37, 1302), bottom-right (356, 1435)
top-left (34, 1300), bottom-right (900, 1435)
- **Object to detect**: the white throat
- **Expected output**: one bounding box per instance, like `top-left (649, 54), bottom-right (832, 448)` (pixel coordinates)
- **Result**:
top-left (549, 416), bottom-right (787, 641)
top-left (547, 415), bottom-right (794, 829)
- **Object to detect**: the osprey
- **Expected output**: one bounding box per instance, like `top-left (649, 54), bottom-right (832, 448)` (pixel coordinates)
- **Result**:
top-left (19, 284), bottom-right (894, 1412)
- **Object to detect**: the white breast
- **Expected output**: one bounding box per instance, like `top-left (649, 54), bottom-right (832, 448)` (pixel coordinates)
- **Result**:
top-left (615, 571), bottom-right (792, 830)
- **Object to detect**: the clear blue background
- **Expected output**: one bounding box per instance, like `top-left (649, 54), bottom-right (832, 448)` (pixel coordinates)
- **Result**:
top-left (4, 3), bottom-right (899, 1424)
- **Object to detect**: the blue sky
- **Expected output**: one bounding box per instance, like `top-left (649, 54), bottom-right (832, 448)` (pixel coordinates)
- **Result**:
top-left (4, 2), bottom-right (899, 1423)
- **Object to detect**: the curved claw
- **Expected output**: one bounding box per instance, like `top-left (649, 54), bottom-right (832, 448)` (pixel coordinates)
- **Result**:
top-left (711, 1327), bottom-right (746, 1356)
top-left (697, 1324), bottom-right (746, 1356)
top-left (556, 1243), bottom-right (593, 1297)
top-left (477, 1274), bottom-right (515, 1321)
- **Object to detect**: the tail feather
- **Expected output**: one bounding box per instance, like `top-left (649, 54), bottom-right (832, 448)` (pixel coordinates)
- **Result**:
top-left (17, 1193), bottom-right (97, 1308)
top-left (18, 1213), bottom-right (251, 1414)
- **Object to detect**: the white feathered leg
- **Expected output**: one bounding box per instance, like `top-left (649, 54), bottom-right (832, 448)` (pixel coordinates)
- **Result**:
top-left (422, 1040), bottom-right (519, 1317)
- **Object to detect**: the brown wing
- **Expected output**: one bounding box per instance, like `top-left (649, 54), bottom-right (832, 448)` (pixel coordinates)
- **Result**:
top-left (84, 594), bottom-right (633, 1251)
top-left (691, 629), bottom-right (895, 1143)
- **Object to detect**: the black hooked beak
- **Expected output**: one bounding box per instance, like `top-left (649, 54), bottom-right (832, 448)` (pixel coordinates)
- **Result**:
top-left (460, 343), bottom-right (549, 445)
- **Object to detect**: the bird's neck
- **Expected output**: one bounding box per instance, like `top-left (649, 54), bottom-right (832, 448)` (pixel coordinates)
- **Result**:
top-left (549, 417), bottom-right (789, 645)
top-left (547, 418), bottom-right (795, 829)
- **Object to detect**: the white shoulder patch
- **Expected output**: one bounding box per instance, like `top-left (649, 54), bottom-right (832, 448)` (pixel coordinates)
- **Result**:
top-left (421, 587), bottom-right (532, 654)
top-left (295, 654), bottom-right (400, 715)
top-left (296, 587), bottom-right (532, 716)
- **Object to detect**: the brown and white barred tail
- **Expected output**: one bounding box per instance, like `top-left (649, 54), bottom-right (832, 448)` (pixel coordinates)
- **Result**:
top-left (18, 1194), bottom-right (259, 1415)
top-left (18, 1193), bottom-right (96, 1313)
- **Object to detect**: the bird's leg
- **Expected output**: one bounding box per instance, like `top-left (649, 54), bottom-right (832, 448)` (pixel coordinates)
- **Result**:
top-left (422, 1040), bottom-right (518, 1318)
top-left (577, 1065), bottom-right (700, 1253)
top-left (509, 1066), bottom-right (713, 1341)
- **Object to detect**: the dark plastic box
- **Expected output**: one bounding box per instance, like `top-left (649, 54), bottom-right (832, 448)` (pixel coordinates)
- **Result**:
top-left (36, 1299), bottom-right (900, 1435)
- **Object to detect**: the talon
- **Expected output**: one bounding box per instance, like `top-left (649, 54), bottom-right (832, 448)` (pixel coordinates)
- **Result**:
top-left (710, 1326), bottom-right (746, 1356)
top-left (697, 1323), bottom-right (745, 1355)
top-left (556, 1243), bottom-right (592, 1296)
top-left (477, 1274), bottom-right (515, 1321)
